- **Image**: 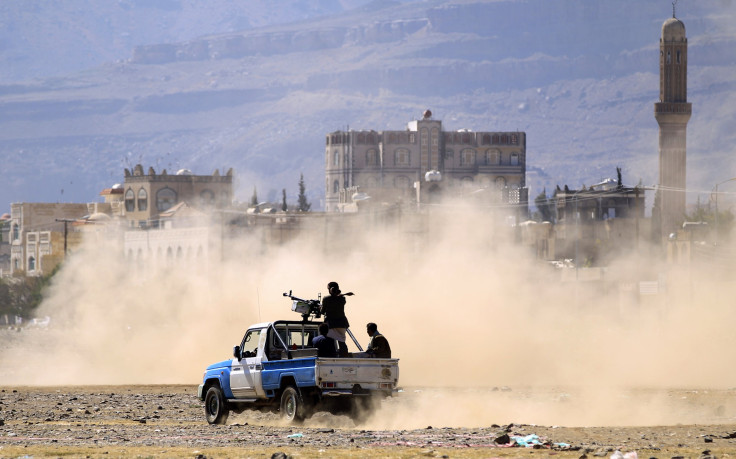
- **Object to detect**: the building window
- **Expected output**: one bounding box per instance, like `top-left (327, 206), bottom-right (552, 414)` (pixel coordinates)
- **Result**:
top-left (461, 133), bottom-right (470, 144)
top-left (394, 176), bottom-right (410, 188)
top-left (676, 50), bottom-right (681, 64)
top-left (482, 134), bottom-right (491, 145)
top-left (492, 134), bottom-right (499, 144)
top-left (357, 133), bottom-right (366, 144)
top-left (367, 133), bottom-right (375, 144)
top-left (511, 134), bottom-right (518, 145)
top-left (125, 189), bottom-right (135, 212)
top-left (409, 133), bottom-right (415, 143)
top-left (366, 149), bottom-right (378, 166)
top-left (156, 188), bottom-right (177, 212)
top-left (137, 189), bottom-right (148, 211)
top-left (12, 223), bottom-right (19, 241)
top-left (666, 50), bottom-right (671, 64)
top-left (333, 180), bottom-right (339, 194)
top-left (395, 149), bottom-right (410, 166)
top-left (510, 152), bottom-right (519, 166)
top-left (460, 149), bottom-right (475, 166)
top-left (200, 189), bottom-right (215, 206)
top-left (28, 256), bottom-right (35, 271)
top-left (487, 149), bottom-right (500, 165)
top-left (333, 150), bottom-right (339, 166)
top-left (389, 133), bottom-right (397, 143)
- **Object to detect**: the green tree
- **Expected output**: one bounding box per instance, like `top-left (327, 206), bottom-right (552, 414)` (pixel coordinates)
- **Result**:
top-left (534, 188), bottom-right (554, 222)
top-left (0, 265), bottom-right (59, 323)
top-left (281, 188), bottom-right (288, 212)
top-left (686, 198), bottom-right (735, 243)
top-left (250, 186), bottom-right (258, 206)
top-left (297, 173), bottom-right (311, 212)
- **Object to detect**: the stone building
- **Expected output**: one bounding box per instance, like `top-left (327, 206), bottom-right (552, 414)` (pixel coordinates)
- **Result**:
top-left (324, 110), bottom-right (527, 214)
top-left (122, 165), bottom-right (233, 228)
top-left (655, 12), bottom-right (691, 240)
top-left (8, 203), bottom-right (89, 276)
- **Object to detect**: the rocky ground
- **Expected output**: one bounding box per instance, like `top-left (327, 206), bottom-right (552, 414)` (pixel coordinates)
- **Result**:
top-left (1, 385), bottom-right (736, 458)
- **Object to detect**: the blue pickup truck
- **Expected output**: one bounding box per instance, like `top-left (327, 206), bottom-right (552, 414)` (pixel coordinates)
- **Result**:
top-left (198, 319), bottom-right (400, 424)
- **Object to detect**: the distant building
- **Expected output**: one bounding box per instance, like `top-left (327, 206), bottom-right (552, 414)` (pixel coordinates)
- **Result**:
top-left (8, 202), bottom-right (89, 276)
top-left (324, 110), bottom-right (527, 214)
top-left (122, 165), bottom-right (233, 228)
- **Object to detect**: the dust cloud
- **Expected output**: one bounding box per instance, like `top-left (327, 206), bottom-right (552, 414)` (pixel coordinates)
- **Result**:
top-left (1, 204), bottom-right (735, 427)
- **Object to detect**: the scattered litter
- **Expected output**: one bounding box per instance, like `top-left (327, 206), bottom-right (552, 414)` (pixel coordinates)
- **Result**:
top-left (610, 451), bottom-right (638, 459)
top-left (512, 434), bottom-right (541, 447)
top-left (286, 433), bottom-right (303, 438)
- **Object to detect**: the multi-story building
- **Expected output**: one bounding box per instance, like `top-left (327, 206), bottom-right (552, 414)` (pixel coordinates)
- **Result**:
top-left (122, 165), bottom-right (233, 228)
top-left (8, 203), bottom-right (88, 276)
top-left (324, 110), bottom-right (527, 213)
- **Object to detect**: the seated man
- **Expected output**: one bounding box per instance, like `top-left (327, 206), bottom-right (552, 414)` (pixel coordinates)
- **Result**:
top-left (365, 322), bottom-right (391, 358)
top-left (312, 323), bottom-right (338, 358)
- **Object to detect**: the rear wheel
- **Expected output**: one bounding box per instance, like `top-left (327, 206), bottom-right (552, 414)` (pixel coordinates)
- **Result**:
top-left (280, 386), bottom-right (306, 423)
top-left (204, 386), bottom-right (230, 425)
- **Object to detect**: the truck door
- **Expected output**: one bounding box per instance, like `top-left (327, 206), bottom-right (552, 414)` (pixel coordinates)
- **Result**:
top-left (230, 328), bottom-right (265, 399)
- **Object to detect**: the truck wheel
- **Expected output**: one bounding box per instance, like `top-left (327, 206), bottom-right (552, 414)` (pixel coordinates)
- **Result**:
top-left (204, 386), bottom-right (230, 425)
top-left (280, 386), bottom-right (305, 423)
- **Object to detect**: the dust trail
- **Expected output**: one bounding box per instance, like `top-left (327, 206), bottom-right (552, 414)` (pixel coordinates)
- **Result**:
top-left (1, 205), bottom-right (734, 427)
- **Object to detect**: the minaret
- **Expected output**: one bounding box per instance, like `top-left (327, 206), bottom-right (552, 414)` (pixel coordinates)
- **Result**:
top-left (654, 5), bottom-right (691, 239)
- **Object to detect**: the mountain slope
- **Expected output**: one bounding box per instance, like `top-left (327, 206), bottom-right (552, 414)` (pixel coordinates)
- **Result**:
top-left (1, 0), bottom-right (735, 210)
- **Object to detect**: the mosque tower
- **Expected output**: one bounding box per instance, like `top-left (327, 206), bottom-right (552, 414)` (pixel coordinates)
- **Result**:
top-left (654, 5), bottom-right (691, 239)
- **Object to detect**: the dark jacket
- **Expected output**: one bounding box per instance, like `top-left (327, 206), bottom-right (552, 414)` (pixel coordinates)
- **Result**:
top-left (367, 332), bottom-right (391, 358)
top-left (321, 294), bottom-right (349, 329)
top-left (312, 334), bottom-right (337, 358)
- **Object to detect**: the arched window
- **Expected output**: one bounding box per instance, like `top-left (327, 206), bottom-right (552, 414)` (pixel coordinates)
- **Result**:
top-left (333, 180), bottom-right (339, 194)
top-left (510, 152), bottom-right (519, 166)
top-left (125, 189), bottom-right (135, 212)
top-left (394, 176), bottom-right (410, 188)
top-left (12, 224), bottom-right (19, 241)
top-left (395, 149), bottom-right (410, 166)
top-left (486, 149), bottom-right (500, 165)
top-left (137, 189), bottom-right (148, 211)
top-left (28, 256), bottom-right (35, 271)
top-left (461, 149), bottom-right (475, 166)
top-left (156, 188), bottom-right (177, 212)
top-left (200, 189), bottom-right (215, 206)
top-left (366, 149), bottom-right (377, 166)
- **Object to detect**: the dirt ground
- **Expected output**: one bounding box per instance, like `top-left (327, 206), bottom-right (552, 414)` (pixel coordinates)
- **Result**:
top-left (1, 385), bottom-right (735, 459)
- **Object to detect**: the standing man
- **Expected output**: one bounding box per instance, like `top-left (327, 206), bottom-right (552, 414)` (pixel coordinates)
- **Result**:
top-left (312, 323), bottom-right (337, 358)
top-left (366, 322), bottom-right (391, 358)
top-left (320, 281), bottom-right (353, 357)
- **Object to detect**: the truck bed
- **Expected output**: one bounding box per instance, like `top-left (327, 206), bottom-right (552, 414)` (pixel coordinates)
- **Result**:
top-left (261, 357), bottom-right (399, 395)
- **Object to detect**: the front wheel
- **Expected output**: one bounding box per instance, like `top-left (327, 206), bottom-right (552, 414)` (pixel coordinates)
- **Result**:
top-left (280, 386), bottom-right (306, 423)
top-left (205, 386), bottom-right (230, 425)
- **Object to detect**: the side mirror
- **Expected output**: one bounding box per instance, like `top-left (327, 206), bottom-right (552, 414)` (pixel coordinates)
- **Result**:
top-left (233, 345), bottom-right (241, 360)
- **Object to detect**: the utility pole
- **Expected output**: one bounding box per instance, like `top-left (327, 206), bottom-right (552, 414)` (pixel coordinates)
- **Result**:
top-left (55, 218), bottom-right (77, 255)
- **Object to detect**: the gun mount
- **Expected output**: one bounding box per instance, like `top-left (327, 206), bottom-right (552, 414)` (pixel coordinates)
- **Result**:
top-left (283, 290), bottom-right (322, 322)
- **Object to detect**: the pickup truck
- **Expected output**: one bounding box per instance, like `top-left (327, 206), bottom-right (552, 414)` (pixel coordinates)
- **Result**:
top-left (198, 319), bottom-right (399, 424)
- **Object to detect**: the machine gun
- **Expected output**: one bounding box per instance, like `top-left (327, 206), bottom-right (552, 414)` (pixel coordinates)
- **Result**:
top-left (283, 290), bottom-right (322, 322)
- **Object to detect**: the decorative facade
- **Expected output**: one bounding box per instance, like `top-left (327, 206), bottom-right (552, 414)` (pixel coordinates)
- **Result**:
top-left (324, 110), bottom-right (527, 212)
top-left (122, 165), bottom-right (233, 228)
